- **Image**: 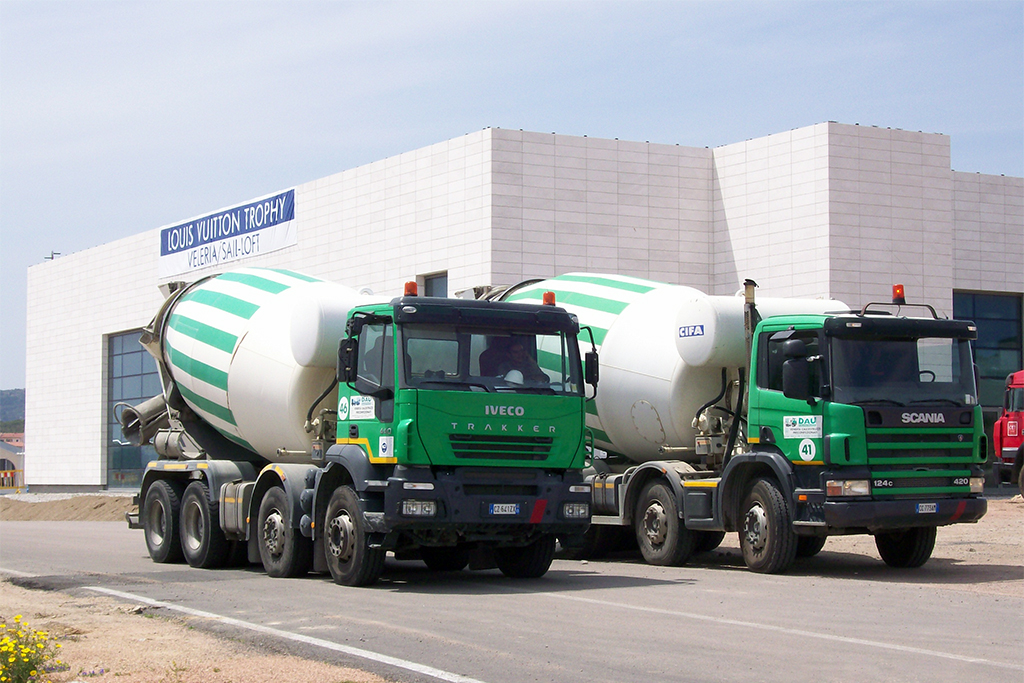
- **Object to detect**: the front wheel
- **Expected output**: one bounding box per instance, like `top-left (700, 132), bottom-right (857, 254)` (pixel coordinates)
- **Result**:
top-left (324, 486), bottom-right (385, 586)
top-left (796, 535), bottom-right (827, 559)
top-left (180, 481), bottom-right (231, 569)
top-left (635, 481), bottom-right (693, 566)
top-left (495, 534), bottom-right (556, 578)
top-left (144, 480), bottom-right (184, 563)
top-left (257, 486), bottom-right (312, 578)
top-left (874, 527), bottom-right (936, 568)
top-left (738, 478), bottom-right (797, 574)
top-left (421, 545), bottom-right (470, 572)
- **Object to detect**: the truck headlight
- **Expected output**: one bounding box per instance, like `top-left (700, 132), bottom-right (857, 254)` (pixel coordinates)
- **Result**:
top-left (562, 502), bottom-right (590, 519)
top-left (970, 477), bottom-right (984, 494)
top-left (402, 500), bottom-right (437, 517)
top-left (826, 479), bottom-right (870, 497)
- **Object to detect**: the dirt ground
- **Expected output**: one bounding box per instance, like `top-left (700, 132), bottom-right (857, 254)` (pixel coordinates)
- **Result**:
top-left (1, 493), bottom-right (1021, 682)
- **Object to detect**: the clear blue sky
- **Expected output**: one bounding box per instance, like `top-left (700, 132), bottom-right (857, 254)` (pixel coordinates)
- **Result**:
top-left (1, 1), bottom-right (1022, 389)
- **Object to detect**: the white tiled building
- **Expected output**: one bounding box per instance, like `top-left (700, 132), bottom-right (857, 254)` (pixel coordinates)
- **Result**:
top-left (25, 122), bottom-right (1024, 490)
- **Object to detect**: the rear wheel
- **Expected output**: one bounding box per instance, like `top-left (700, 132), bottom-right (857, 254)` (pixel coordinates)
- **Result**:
top-left (495, 534), bottom-right (556, 578)
top-left (421, 545), bottom-right (470, 572)
top-left (143, 480), bottom-right (184, 563)
top-left (257, 486), bottom-right (312, 578)
top-left (693, 531), bottom-right (726, 554)
top-left (874, 527), bottom-right (936, 568)
top-left (324, 486), bottom-right (385, 586)
top-left (738, 478), bottom-right (798, 574)
top-left (795, 535), bottom-right (827, 558)
top-left (180, 481), bottom-right (231, 569)
top-left (635, 481), bottom-right (693, 566)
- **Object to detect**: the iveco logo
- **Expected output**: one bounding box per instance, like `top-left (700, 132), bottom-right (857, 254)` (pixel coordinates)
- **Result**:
top-left (485, 405), bottom-right (525, 417)
top-left (901, 412), bottom-right (946, 424)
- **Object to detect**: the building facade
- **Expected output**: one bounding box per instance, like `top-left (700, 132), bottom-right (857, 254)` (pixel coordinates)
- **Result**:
top-left (25, 122), bottom-right (1024, 489)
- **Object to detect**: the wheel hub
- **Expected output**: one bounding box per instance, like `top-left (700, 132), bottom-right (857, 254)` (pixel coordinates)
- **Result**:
top-left (146, 503), bottom-right (167, 547)
top-left (327, 510), bottom-right (356, 562)
top-left (642, 500), bottom-right (668, 546)
top-left (182, 500), bottom-right (203, 552)
top-left (743, 503), bottom-right (768, 552)
top-left (262, 509), bottom-right (285, 556)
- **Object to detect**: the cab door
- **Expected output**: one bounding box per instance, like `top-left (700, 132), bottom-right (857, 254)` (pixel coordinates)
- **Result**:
top-left (750, 325), bottom-right (826, 465)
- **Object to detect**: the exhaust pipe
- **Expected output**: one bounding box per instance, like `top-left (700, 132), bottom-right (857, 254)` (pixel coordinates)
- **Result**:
top-left (117, 395), bottom-right (170, 446)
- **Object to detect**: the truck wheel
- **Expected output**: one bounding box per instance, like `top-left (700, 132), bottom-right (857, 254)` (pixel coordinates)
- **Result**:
top-left (180, 481), bottom-right (231, 569)
top-left (559, 525), bottom-right (620, 560)
top-left (739, 478), bottom-right (798, 574)
top-left (635, 481), bottom-right (693, 566)
top-left (693, 531), bottom-right (726, 554)
top-left (421, 545), bottom-right (470, 572)
top-left (144, 480), bottom-right (184, 563)
top-left (257, 486), bottom-right (312, 578)
top-left (874, 527), bottom-right (936, 568)
top-left (796, 535), bottom-right (827, 558)
top-left (324, 486), bottom-right (385, 586)
top-left (495, 534), bottom-right (556, 578)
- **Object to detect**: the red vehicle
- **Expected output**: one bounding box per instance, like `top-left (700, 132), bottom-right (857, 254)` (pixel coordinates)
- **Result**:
top-left (993, 370), bottom-right (1024, 493)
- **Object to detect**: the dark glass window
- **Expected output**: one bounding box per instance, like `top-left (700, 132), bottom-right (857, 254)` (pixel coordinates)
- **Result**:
top-left (424, 273), bottom-right (448, 298)
top-left (954, 292), bottom-right (1023, 407)
top-left (107, 331), bottom-right (159, 488)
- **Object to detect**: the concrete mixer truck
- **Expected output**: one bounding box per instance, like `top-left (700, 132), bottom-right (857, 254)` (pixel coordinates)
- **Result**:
top-left (121, 267), bottom-right (595, 586)
top-left (499, 273), bottom-right (988, 573)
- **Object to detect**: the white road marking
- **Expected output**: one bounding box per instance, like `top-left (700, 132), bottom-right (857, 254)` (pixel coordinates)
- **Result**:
top-left (540, 591), bottom-right (1024, 672)
top-left (84, 586), bottom-right (489, 683)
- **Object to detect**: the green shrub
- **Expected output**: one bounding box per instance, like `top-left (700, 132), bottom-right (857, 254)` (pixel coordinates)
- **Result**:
top-left (0, 614), bottom-right (68, 683)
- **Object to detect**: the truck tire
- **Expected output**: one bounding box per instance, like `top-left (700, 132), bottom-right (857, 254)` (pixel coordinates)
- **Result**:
top-left (635, 481), bottom-right (693, 566)
top-left (739, 478), bottom-right (798, 574)
top-left (874, 527), bottom-right (936, 568)
top-left (324, 486), bottom-right (385, 586)
top-left (144, 480), bottom-right (184, 563)
top-left (257, 486), bottom-right (312, 578)
top-left (693, 531), bottom-right (726, 554)
top-left (495, 534), bottom-right (556, 578)
top-left (559, 525), bottom-right (620, 560)
top-left (180, 481), bottom-right (231, 569)
top-left (421, 545), bottom-right (470, 572)
top-left (796, 535), bottom-right (827, 558)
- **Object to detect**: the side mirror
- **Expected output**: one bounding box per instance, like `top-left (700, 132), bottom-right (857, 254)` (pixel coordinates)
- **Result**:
top-left (783, 339), bottom-right (808, 359)
top-left (338, 338), bottom-right (357, 383)
top-left (585, 350), bottom-right (599, 386)
top-left (783, 358), bottom-right (811, 401)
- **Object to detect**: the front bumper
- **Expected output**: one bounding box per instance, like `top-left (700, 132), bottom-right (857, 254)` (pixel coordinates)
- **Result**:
top-left (376, 466), bottom-right (591, 543)
top-left (824, 497), bottom-right (987, 532)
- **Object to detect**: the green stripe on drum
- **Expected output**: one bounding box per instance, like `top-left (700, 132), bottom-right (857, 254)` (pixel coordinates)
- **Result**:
top-left (167, 346), bottom-right (229, 391)
top-left (215, 271), bottom-right (291, 294)
top-left (179, 289), bottom-right (260, 320)
top-left (270, 268), bottom-right (320, 283)
top-left (168, 314), bottom-right (238, 354)
top-left (176, 383), bottom-right (236, 427)
top-left (552, 273), bottom-right (658, 294)
top-left (218, 428), bottom-right (256, 453)
top-left (508, 288), bottom-right (629, 316)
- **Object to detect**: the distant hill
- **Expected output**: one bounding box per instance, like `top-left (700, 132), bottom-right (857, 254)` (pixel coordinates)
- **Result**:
top-left (1, 389), bottom-right (25, 422)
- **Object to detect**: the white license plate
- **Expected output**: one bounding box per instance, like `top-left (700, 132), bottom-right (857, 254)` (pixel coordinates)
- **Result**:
top-left (916, 503), bottom-right (937, 514)
top-left (489, 503), bottom-right (520, 515)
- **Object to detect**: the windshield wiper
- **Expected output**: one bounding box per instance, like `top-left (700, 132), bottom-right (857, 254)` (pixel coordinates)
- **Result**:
top-left (909, 398), bottom-right (963, 407)
top-left (851, 399), bottom-right (905, 407)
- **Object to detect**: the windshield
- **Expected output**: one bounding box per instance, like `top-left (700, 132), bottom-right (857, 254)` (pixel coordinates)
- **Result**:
top-left (400, 324), bottom-right (583, 395)
top-left (1007, 387), bottom-right (1024, 412)
top-left (830, 337), bottom-right (978, 407)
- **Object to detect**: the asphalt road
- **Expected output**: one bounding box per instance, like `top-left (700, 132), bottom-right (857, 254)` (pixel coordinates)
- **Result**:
top-left (1, 521), bottom-right (1021, 683)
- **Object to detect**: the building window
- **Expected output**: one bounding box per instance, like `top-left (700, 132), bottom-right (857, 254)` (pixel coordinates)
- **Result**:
top-left (107, 331), bottom-right (162, 488)
top-left (424, 273), bottom-right (448, 298)
top-left (953, 292), bottom-right (1023, 408)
